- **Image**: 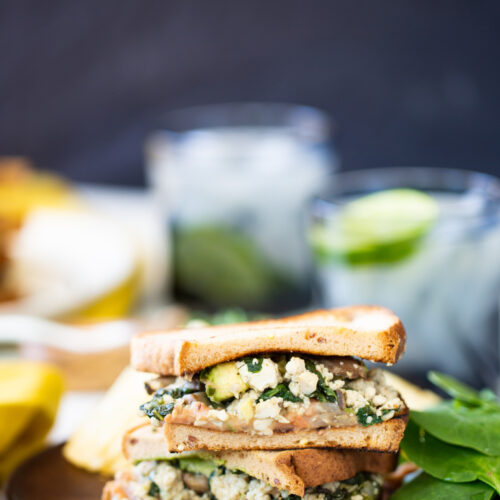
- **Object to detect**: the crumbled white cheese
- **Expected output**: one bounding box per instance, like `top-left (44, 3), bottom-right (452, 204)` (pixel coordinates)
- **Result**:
top-left (285, 356), bottom-right (306, 376)
top-left (237, 359), bottom-right (282, 392)
top-left (207, 409), bottom-right (229, 422)
top-left (150, 462), bottom-right (193, 500)
top-left (344, 389), bottom-right (368, 411)
top-left (327, 379), bottom-right (345, 391)
top-left (253, 418), bottom-right (274, 436)
top-left (285, 357), bottom-right (319, 396)
top-left (382, 397), bottom-right (402, 410)
top-left (210, 471), bottom-right (249, 500)
top-left (364, 385), bottom-right (376, 400)
top-left (289, 370), bottom-right (318, 397)
top-left (343, 370), bottom-right (403, 415)
top-left (382, 410), bottom-right (395, 421)
top-left (315, 362), bottom-right (334, 382)
top-left (135, 461), bottom-right (155, 476)
top-left (247, 478), bottom-right (276, 500)
top-left (372, 394), bottom-right (387, 407)
top-left (254, 397), bottom-right (282, 419)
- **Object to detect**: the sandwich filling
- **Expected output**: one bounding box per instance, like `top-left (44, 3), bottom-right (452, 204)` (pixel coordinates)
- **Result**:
top-left (109, 459), bottom-right (384, 500)
top-left (140, 355), bottom-right (404, 436)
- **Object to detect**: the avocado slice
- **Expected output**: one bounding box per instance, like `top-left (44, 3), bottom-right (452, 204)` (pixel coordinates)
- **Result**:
top-left (200, 362), bottom-right (249, 402)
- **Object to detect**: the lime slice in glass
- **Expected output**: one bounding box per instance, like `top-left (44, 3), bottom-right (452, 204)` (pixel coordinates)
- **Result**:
top-left (311, 188), bottom-right (439, 265)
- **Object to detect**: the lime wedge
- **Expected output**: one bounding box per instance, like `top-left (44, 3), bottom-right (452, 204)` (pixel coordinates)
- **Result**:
top-left (311, 189), bottom-right (439, 265)
top-left (174, 225), bottom-right (284, 308)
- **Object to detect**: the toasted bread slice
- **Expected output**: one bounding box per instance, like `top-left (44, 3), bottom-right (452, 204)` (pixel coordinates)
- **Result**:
top-left (131, 306), bottom-right (406, 375)
top-left (162, 409), bottom-right (408, 453)
top-left (120, 424), bottom-right (397, 497)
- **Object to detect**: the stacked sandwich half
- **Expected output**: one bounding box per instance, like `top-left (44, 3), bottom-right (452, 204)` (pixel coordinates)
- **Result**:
top-left (103, 306), bottom-right (409, 500)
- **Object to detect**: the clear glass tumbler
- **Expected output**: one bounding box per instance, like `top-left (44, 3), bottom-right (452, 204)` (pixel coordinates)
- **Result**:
top-left (309, 167), bottom-right (500, 388)
top-left (146, 103), bottom-right (336, 312)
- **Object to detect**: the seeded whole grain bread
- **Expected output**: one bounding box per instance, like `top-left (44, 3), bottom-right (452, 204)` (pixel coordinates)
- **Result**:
top-left (131, 306), bottom-right (406, 375)
top-left (114, 424), bottom-right (397, 497)
top-left (162, 409), bottom-right (408, 454)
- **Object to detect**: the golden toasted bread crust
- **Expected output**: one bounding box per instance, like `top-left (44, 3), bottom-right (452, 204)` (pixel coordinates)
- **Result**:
top-left (162, 410), bottom-right (409, 453)
top-left (131, 306), bottom-right (406, 375)
top-left (122, 424), bottom-right (398, 496)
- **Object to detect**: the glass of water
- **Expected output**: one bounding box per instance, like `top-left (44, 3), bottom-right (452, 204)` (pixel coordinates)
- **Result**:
top-left (147, 103), bottom-right (336, 312)
top-left (309, 167), bottom-right (500, 388)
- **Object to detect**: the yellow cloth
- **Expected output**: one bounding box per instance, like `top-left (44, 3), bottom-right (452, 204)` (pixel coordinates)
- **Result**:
top-left (0, 361), bottom-right (64, 483)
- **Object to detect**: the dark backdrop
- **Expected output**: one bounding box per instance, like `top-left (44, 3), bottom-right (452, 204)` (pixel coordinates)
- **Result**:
top-left (1, 0), bottom-right (499, 185)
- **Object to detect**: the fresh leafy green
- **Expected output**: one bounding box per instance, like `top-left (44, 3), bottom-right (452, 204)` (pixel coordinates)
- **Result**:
top-left (390, 473), bottom-right (496, 500)
top-left (411, 402), bottom-right (500, 456)
top-left (304, 359), bottom-right (337, 403)
top-left (393, 373), bottom-right (500, 498)
top-left (401, 420), bottom-right (500, 492)
top-left (428, 372), bottom-right (499, 409)
top-left (147, 481), bottom-right (160, 497)
top-left (243, 357), bottom-right (264, 373)
top-left (258, 384), bottom-right (302, 403)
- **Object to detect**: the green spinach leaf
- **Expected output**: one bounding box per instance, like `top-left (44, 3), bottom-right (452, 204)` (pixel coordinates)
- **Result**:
top-left (411, 402), bottom-right (500, 456)
top-left (163, 386), bottom-right (199, 399)
top-left (243, 357), bottom-right (264, 373)
top-left (258, 384), bottom-right (302, 403)
top-left (139, 401), bottom-right (174, 421)
top-left (429, 372), bottom-right (499, 408)
top-left (390, 473), bottom-right (496, 500)
top-left (356, 405), bottom-right (383, 426)
top-left (401, 420), bottom-right (500, 492)
top-left (147, 481), bottom-right (160, 497)
top-left (305, 359), bottom-right (337, 403)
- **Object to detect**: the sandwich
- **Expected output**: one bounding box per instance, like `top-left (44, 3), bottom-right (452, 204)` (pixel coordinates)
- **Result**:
top-left (103, 424), bottom-right (398, 499)
top-left (131, 306), bottom-right (409, 453)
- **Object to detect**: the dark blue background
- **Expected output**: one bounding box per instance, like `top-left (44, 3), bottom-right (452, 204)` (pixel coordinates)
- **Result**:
top-left (1, 0), bottom-right (499, 185)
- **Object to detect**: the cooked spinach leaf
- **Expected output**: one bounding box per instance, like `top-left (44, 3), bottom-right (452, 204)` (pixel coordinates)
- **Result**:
top-left (139, 400), bottom-right (174, 420)
top-left (411, 402), bottom-right (500, 456)
top-left (390, 473), bottom-right (496, 500)
top-left (258, 383), bottom-right (302, 403)
top-left (305, 359), bottom-right (338, 403)
top-left (147, 481), bottom-right (160, 497)
top-left (401, 420), bottom-right (500, 492)
top-left (243, 357), bottom-right (264, 373)
top-left (356, 405), bottom-right (390, 427)
top-left (162, 386), bottom-right (199, 399)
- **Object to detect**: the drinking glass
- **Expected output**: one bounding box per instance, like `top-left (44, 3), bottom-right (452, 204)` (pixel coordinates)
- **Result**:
top-left (147, 103), bottom-right (336, 312)
top-left (309, 167), bottom-right (500, 388)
